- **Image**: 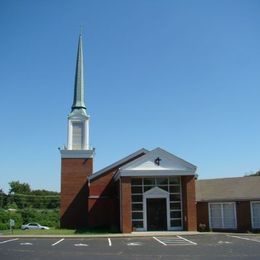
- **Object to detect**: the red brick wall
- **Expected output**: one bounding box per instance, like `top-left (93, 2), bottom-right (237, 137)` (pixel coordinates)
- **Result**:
top-left (236, 201), bottom-right (251, 232)
top-left (196, 201), bottom-right (252, 232)
top-left (120, 177), bottom-right (132, 233)
top-left (89, 169), bottom-right (117, 197)
top-left (88, 153), bottom-right (145, 231)
top-left (196, 202), bottom-right (209, 231)
top-left (88, 169), bottom-right (119, 229)
top-left (182, 176), bottom-right (197, 231)
top-left (60, 158), bottom-right (93, 228)
top-left (88, 198), bottom-right (119, 229)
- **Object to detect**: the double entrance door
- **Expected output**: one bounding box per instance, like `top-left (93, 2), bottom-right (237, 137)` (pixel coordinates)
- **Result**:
top-left (146, 198), bottom-right (167, 231)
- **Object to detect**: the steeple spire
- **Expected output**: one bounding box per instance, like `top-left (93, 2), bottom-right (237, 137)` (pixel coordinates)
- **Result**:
top-left (66, 33), bottom-right (91, 151)
top-left (71, 34), bottom-right (86, 111)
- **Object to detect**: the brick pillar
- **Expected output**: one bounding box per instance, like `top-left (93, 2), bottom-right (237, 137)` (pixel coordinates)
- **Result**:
top-left (182, 176), bottom-right (197, 231)
top-left (120, 177), bottom-right (132, 233)
top-left (60, 158), bottom-right (93, 228)
top-left (196, 202), bottom-right (209, 231)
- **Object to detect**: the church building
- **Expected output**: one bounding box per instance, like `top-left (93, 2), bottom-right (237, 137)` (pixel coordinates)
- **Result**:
top-left (60, 35), bottom-right (260, 233)
top-left (60, 34), bottom-right (197, 233)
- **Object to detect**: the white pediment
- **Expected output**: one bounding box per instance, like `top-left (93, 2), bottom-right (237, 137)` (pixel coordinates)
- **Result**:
top-left (144, 187), bottom-right (169, 197)
top-left (120, 147), bottom-right (196, 173)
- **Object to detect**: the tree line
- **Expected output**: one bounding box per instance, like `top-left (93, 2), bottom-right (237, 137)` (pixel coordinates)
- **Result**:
top-left (0, 181), bottom-right (60, 209)
top-left (0, 181), bottom-right (60, 230)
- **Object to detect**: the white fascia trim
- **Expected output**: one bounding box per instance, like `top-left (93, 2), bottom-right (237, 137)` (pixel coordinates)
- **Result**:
top-left (114, 170), bottom-right (194, 181)
top-left (88, 148), bottom-right (148, 181)
top-left (60, 149), bottom-right (94, 158)
top-left (119, 170), bottom-right (195, 177)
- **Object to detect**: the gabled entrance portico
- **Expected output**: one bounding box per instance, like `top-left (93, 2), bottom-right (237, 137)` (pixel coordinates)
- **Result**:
top-left (116, 148), bottom-right (197, 233)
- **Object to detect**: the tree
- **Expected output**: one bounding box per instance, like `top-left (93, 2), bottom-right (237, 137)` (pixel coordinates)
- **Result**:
top-left (0, 189), bottom-right (5, 208)
top-left (245, 170), bottom-right (260, 177)
top-left (249, 170), bottom-right (260, 176)
top-left (9, 181), bottom-right (31, 194)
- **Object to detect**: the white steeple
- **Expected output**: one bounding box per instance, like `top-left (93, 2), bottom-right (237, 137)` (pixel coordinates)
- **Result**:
top-left (67, 34), bottom-right (90, 151)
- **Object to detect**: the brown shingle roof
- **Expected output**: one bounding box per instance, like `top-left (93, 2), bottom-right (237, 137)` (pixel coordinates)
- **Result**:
top-left (196, 176), bottom-right (260, 202)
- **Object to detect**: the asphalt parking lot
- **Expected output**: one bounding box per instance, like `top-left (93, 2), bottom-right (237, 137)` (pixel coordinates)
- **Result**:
top-left (0, 234), bottom-right (260, 259)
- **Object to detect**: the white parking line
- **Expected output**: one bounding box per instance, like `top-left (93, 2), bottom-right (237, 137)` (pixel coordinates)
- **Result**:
top-left (153, 236), bottom-right (197, 246)
top-left (0, 238), bottom-right (19, 244)
top-left (108, 238), bottom-right (112, 246)
top-left (20, 242), bottom-right (33, 246)
top-left (153, 236), bottom-right (167, 246)
top-left (74, 243), bottom-right (88, 247)
top-left (177, 235), bottom-right (197, 245)
top-left (52, 238), bottom-right (64, 246)
top-left (228, 235), bottom-right (260, 243)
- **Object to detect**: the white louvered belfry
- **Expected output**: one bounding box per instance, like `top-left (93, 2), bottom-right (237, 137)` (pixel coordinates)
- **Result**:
top-left (72, 122), bottom-right (83, 149)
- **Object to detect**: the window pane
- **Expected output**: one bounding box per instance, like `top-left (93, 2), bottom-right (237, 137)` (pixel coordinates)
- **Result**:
top-left (131, 186), bottom-right (142, 194)
top-left (252, 203), bottom-right (260, 228)
top-left (211, 217), bottom-right (222, 228)
top-left (132, 212), bottom-right (143, 220)
top-left (131, 178), bottom-right (142, 186)
top-left (158, 185), bottom-right (169, 192)
top-left (156, 178), bottom-right (168, 185)
top-left (169, 177), bottom-right (180, 184)
top-left (170, 186), bottom-right (180, 193)
top-left (132, 221), bottom-right (143, 228)
top-left (170, 211), bottom-right (182, 218)
top-left (144, 186), bottom-right (154, 192)
top-left (223, 203), bottom-right (235, 228)
top-left (171, 219), bottom-right (182, 227)
top-left (132, 195), bottom-right (142, 202)
top-left (170, 203), bottom-right (181, 210)
top-left (144, 178), bottom-right (155, 185)
top-left (210, 204), bottom-right (221, 218)
top-left (170, 194), bottom-right (181, 201)
top-left (210, 204), bottom-right (222, 228)
top-left (132, 203), bottom-right (143, 211)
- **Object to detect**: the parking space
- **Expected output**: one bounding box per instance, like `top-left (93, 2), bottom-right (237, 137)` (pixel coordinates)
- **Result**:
top-left (227, 234), bottom-right (260, 243)
top-left (0, 234), bottom-right (260, 259)
top-left (153, 235), bottom-right (197, 246)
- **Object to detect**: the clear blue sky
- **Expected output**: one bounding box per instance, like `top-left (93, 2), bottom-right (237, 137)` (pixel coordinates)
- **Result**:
top-left (0, 0), bottom-right (260, 193)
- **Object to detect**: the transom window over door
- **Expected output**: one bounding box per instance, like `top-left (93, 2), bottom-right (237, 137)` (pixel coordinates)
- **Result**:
top-left (72, 122), bottom-right (83, 149)
top-left (209, 202), bottom-right (237, 229)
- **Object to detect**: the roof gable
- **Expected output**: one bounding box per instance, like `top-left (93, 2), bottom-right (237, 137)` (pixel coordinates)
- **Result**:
top-left (118, 147), bottom-right (196, 177)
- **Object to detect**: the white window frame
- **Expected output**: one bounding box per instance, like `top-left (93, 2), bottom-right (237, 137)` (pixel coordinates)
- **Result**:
top-left (250, 201), bottom-right (260, 229)
top-left (131, 177), bottom-right (183, 231)
top-left (143, 187), bottom-right (170, 231)
top-left (208, 202), bottom-right (237, 230)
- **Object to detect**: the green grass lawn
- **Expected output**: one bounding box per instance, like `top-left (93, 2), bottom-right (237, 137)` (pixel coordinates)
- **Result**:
top-left (0, 227), bottom-right (119, 236)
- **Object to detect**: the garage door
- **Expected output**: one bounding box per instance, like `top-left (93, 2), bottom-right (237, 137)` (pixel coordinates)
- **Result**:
top-left (209, 202), bottom-right (237, 229)
top-left (251, 202), bottom-right (260, 229)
